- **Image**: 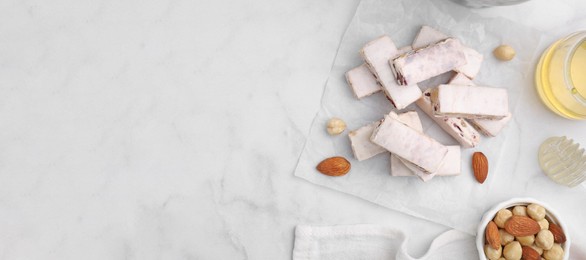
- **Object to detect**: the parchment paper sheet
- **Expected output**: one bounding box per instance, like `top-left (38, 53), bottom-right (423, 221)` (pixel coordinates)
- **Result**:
top-left (294, 0), bottom-right (544, 234)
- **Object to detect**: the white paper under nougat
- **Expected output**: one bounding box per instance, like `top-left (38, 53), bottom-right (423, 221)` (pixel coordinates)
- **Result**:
top-left (294, 0), bottom-right (541, 234)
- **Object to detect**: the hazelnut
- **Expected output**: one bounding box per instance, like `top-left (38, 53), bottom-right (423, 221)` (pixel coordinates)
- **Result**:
top-left (326, 118), bottom-right (346, 135)
top-left (535, 230), bottom-right (554, 250)
top-left (499, 229), bottom-right (514, 246)
top-left (503, 241), bottom-right (522, 260)
top-left (537, 219), bottom-right (549, 230)
top-left (530, 245), bottom-right (544, 255)
top-left (493, 45), bottom-right (516, 61)
top-left (494, 209), bottom-right (513, 228)
top-left (527, 204), bottom-right (546, 221)
top-left (512, 206), bottom-right (527, 216)
top-left (485, 244), bottom-right (503, 260)
top-left (543, 243), bottom-right (564, 260)
top-left (516, 235), bottom-right (535, 246)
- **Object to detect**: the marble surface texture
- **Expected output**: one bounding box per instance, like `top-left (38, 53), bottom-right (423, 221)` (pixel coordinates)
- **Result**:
top-left (1, 0), bottom-right (586, 259)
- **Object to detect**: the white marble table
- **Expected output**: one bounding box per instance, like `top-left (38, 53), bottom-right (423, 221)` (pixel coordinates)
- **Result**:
top-left (1, 0), bottom-right (585, 259)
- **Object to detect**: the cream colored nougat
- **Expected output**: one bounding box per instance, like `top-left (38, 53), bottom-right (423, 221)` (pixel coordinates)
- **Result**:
top-left (448, 73), bottom-right (512, 137)
top-left (412, 25), bottom-right (448, 49)
top-left (345, 64), bottom-right (381, 99)
top-left (360, 36), bottom-right (421, 109)
top-left (455, 47), bottom-right (483, 79)
top-left (389, 111), bottom-right (462, 181)
top-left (348, 121), bottom-right (386, 161)
top-left (371, 112), bottom-right (448, 174)
top-left (412, 26), bottom-right (482, 79)
top-left (403, 146), bottom-right (461, 182)
top-left (392, 38), bottom-right (467, 85)
top-left (416, 88), bottom-right (481, 148)
top-left (432, 84), bottom-right (509, 120)
top-left (389, 111), bottom-right (423, 177)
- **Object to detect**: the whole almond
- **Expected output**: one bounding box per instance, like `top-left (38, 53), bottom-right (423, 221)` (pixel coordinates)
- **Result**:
top-left (504, 216), bottom-right (541, 237)
top-left (485, 221), bottom-right (500, 249)
top-left (316, 156), bottom-right (351, 176)
top-left (549, 222), bottom-right (567, 243)
top-left (472, 152), bottom-right (489, 184)
top-left (521, 246), bottom-right (540, 260)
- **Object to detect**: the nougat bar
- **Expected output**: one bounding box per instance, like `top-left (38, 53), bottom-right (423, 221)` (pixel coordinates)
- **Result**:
top-left (371, 113), bottom-right (448, 174)
top-left (432, 84), bottom-right (509, 120)
top-left (388, 111), bottom-right (424, 177)
top-left (448, 73), bottom-right (512, 137)
top-left (416, 88), bottom-right (481, 148)
top-left (348, 121), bottom-right (386, 161)
top-left (389, 111), bottom-right (459, 181)
top-left (345, 64), bottom-right (381, 99)
top-left (392, 38), bottom-right (467, 85)
top-left (412, 26), bottom-right (483, 79)
top-left (360, 36), bottom-right (421, 109)
top-left (402, 146), bottom-right (461, 181)
top-left (412, 25), bottom-right (448, 49)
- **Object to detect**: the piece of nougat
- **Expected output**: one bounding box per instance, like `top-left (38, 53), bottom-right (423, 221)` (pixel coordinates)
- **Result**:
top-left (448, 73), bottom-right (512, 137)
top-left (412, 25), bottom-right (449, 49)
top-left (348, 121), bottom-right (386, 161)
top-left (390, 155), bottom-right (416, 177)
top-left (345, 64), bottom-right (381, 99)
top-left (416, 88), bottom-right (481, 148)
top-left (412, 26), bottom-right (483, 79)
top-left (389, 111), bottom-right (459, 181)
top-left (431, 84), bottom-right (509, 120)
top-left (360, 36), bottom-right (421, 109)
top-left (389, 111), bottom-right (424, 177)
top-left (470, 113), bottom-right (513, 137)
top-left (389, 111), bottom-right (425, 179)
top-left (371, 112), bottom-right (448, 174)
top-left (392, 38), bottom-right (467, 85)
top-left (448, 72), bottom-right (474, 86)
top-left (455, 47), bottom-right (483, 79)
top-left (402, 146), bottom-right (461, 181)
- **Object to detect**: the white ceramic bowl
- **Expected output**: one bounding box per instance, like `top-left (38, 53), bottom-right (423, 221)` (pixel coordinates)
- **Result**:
top-left (476, 197), bottom-right (571, 260)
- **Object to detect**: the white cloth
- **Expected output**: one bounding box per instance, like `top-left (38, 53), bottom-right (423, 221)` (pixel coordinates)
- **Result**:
top-left (293, 225), bottom-right (478, 260)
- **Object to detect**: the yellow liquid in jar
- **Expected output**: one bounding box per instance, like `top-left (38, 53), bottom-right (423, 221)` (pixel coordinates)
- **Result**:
top-left (536, 35), bottom-right (586, 119)
top-left (570, 41), bottom-right (586, 97)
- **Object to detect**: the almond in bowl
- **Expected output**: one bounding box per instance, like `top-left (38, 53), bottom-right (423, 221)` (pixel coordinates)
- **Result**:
top-left (476, 198), bottom-right (570, 260)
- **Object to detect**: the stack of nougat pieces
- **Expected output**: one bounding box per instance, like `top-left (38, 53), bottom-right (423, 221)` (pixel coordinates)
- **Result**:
top-left (345, 26), bottom-right (512, 182)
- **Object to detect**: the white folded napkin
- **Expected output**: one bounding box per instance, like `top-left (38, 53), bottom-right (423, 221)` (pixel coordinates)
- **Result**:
top-left (293, 225), bottom-right (478, 260)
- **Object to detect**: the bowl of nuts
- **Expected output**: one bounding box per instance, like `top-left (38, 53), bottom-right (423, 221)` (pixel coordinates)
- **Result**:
top-left (476, 198), bottom-right (570, 260)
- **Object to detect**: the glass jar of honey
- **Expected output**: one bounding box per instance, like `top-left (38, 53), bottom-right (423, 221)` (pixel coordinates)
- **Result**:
top-left (535, 31), bottom-right (586, 120)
